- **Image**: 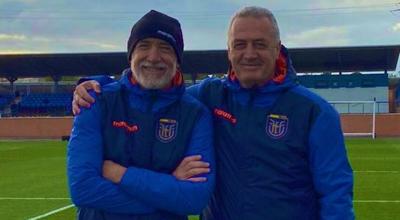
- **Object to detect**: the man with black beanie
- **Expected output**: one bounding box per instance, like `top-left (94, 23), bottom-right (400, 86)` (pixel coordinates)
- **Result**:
top-left (67, 10), bottom-right (215, 220)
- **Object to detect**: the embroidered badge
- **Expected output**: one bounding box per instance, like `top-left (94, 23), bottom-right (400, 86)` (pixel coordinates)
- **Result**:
top-left (112, 121), bottom-right (139, 133)
top-left (213, 108), bottom-right (237, 124)
top-left (156, 118), bottom-right (178, 143)
top-left (266, 114), bottom-right (289, 139)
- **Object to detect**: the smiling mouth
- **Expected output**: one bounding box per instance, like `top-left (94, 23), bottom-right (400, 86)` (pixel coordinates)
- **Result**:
top-left (142, 65), bottom-right (166, 73)
top-left (241, 64), bottom-right (261, 69)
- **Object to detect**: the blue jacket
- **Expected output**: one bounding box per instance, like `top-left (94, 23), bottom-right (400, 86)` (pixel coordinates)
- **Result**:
top-left (77, 46), bottom-right (354, 220)
top-left (189, 46), bottom-right (354, 220)
top-left (67, 69), bottom-right (215, 219)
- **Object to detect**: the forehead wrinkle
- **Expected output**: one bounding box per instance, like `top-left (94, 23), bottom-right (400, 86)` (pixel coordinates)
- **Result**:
top-left (233, 38), bottom-right (268, 42)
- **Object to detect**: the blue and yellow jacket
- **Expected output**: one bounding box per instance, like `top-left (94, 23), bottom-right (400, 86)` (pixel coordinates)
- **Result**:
top-left (67, 69), bottom-right (215, 220)
top-left (189, 46), bottom-right (354, 220)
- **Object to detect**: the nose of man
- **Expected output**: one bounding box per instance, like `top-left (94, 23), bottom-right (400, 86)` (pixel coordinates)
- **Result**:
top-left (242, 45), bottom-right (258, 60)
top-left (146, 46), bottom-right (162, 62)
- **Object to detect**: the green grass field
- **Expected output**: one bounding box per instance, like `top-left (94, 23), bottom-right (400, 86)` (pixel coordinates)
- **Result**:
top-left (0, 138), bottom-right (399, 219)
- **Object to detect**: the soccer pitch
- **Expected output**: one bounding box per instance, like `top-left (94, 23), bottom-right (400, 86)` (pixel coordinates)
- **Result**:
top-left (0, 138), bottom-right (399, 219)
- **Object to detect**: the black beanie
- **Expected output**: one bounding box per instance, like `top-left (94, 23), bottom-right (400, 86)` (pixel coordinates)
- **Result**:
top-left (127, 10), bottom-right (184, 64)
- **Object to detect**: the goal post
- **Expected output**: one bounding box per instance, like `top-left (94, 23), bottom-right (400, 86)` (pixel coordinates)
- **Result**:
top-left (329, 100), bottom-right (376, 139)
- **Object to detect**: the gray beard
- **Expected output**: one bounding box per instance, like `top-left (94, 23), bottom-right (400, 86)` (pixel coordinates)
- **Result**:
top-left (132, 72), bottom-right (175, 89)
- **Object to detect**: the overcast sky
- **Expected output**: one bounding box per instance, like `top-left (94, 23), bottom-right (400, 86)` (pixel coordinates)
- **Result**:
top-left (1, 0), bottom-right (399, 72)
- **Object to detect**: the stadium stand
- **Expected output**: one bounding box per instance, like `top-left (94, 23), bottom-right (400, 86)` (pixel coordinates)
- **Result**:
top-left (0, 81), bottom-right (75, 117)
top-left (297, 73), bottom-right (387, 88)
top-left (397, 84), bottom-right (400, 104)
top-left (17, 93), bottom-right (72, 116)
top-left (0, 94), bottom-right (13, 110)
top-left (298, 74), bottom-right (389, 113)
top-left (0, 45), bottom-right (398, 116)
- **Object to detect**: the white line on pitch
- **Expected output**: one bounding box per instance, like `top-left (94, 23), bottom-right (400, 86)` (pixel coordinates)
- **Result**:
top-left (351, 157), bottom-right (400, 160)
top-left (354, 170), bottom-right (399, 173)
top-left (0, 197), bottom-right (70, 200)
top-left (27, 204), bottom-right (75, 220)
top-left (354, 200), bottom-right (400, 203)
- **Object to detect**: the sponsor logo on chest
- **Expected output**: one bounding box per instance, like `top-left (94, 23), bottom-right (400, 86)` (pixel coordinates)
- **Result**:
top-left (112, 121), bottom-right (139, 133)
top-left (213, 108), bottom-right (237, 124)
top-left (156, 118), bottom-right (178, 143)
top-left (266, 114), bottom-right (289, 139)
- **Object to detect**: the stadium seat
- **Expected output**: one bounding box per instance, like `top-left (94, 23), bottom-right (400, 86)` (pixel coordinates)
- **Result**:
top-left (19, 93), bottom-right (73, 116)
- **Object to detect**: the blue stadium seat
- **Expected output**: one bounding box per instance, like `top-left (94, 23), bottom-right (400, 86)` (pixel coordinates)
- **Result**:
top-left (19, 93), bottom-right (73, 116)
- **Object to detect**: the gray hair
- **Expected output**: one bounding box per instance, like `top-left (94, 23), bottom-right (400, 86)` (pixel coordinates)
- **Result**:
top-left (228, 6), bottom-right (280, 41)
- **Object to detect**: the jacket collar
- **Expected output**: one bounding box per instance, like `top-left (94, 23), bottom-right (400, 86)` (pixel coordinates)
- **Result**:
top-left (118, 69), bottom-right (185, 112)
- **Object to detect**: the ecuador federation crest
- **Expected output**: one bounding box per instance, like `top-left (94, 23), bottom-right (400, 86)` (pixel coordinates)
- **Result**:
top-left (266, 114), bottom-right (289, 139)
top-left (156, 118), bottom-right (178, 143)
